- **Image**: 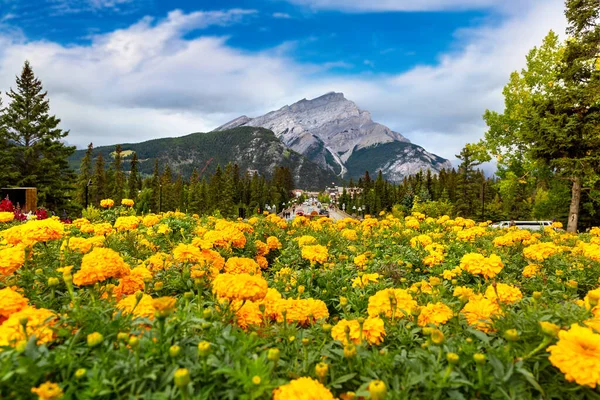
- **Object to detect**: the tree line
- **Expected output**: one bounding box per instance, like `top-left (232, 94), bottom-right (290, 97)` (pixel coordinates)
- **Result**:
top-left (77, 143), bottom-right (295, 217)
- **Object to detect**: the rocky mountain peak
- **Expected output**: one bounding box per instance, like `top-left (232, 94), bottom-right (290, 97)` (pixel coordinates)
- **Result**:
top-left (213, 93), bottom-right (451, 181)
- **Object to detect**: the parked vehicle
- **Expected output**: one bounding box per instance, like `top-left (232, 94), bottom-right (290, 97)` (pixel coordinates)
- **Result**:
top-left (296, 209), bottom-right (304, 216)
top-left (490, 220), bottom-right (553, 231)
top-left (319, 209), bottom-right (329, 217)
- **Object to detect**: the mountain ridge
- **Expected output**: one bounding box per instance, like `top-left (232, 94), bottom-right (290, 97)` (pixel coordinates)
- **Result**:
top-left (68, 127), bottom-right (340, 190)
top-left (214, 92), bottom-right (451, 181)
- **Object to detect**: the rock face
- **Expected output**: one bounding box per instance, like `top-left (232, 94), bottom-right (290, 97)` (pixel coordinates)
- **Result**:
top-left (214, 92), bottom-right (452, 182)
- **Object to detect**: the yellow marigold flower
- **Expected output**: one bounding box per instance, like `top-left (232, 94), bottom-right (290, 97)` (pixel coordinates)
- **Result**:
top-left (0, 306), bottom-right (56, 346)
top-left (405, 218), bottom-right (420, 229)
top-left (583, 288), bottom-right (600, 318)
top-left (353, 254), bottom-right (368, 268)
top-left (273, 377), bottom-right (335, 400)
top-left (116, 293), bottom-right (155, 320)
top-left (275, 298), bottom-right (329, 326)
top-left (296, 235), bottom-right (317, 247)
top-left (0, 245), bottom-right (25, 276)
top-left (341, 229), bottom-right (358, 241)
top-left (523, 242), bottom-right (563, 261)
top-left (224, 256), bottom-right (261, 275)
top-left (351, 273), bottom-right (380, 288)
top-left (31, 381), bottom-right (63, 400)
top-left (418, 302), bottom-right (454, 326)
top-left (73, 247), bottom-right (130, 286)
top-left (484, 283), bottom-right (522, 304)
top-left (212, 273), bottom-right (268, 302)
top-left (266, 236), bottom-right (282, 250)
top-left (424, 252), bottom-right (445, 267)
top-left (114, 216), bottom-right (139, 232)
top-left (0, 211), bottom-right (14, 223)
top-left (367, 288), bottom-right (417, 318)
top-left (142, 214), bottom-right (161, 227)
top-left (460, 253), bottom-right (504, 279)
top-left (121, 198), bottom-right (134, 207)
top-left (301, 245), bottom-right (328, 264)
top-left (453, 286), bottom-right (475, 302)
top-left (522, 264), bottom-right (540, 278)
top-left (100, 199), bottom-right (115, 208)
top-left (0, 287), bottom-right (28, 318)
top-left (460, 295), bottom-right (502, 332)
top-left (93, 222), bottom-right (113, 236)
top-left (548, 324), bottom-right (600, 388)
top-left (410, 234), bottom-right (433, 248)
top-left (331, 317), bottom-right (386, 345)
top-left (173, 243), bottom-right (203, 264)
top-left (456, 227), bottom-right (486, 242)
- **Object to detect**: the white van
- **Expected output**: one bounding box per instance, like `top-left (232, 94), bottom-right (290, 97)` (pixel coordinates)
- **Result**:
top-left (490, 221), bottom-right (553, 231)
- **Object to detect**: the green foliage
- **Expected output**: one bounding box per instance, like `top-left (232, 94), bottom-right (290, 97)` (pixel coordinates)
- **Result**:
top-left (69, 127), bottom-right (338, 191)
top-left (0, 61), bottom-right (75, 211)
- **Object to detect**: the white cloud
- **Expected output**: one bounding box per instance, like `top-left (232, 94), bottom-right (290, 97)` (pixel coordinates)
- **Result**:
top-left (0, 1), bottom-right (567, 164)
top-left (280, 0), bottom-right (509, 12)
top-left (272, 12), bottom-right (292, 19)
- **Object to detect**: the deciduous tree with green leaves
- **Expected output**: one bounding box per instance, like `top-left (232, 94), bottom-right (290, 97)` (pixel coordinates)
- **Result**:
top-left (482, 0), bottom-right (600, 232)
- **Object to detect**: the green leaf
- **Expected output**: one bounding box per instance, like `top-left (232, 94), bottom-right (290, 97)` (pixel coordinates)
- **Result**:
top-left (517, 367), bottom-right (545, 397)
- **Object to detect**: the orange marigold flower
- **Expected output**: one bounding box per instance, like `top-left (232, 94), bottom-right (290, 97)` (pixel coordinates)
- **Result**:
top-left (266, 236), bottom-right (282, 250)
top-left (0, 245), bottom-right (25, 276)
top-left (417, 302), bottom-right (454, 326)
top-left (548, 324), bottom-right (600, 388)
top-left (460, 295), bottom-right (502, 332)
top-left (0, 287), bottom-right (29, 318)
top-left (73, 248), bottom-right (130, 286)
top-left (212, 273), bottom-right (268, 302)
top-left (224, 257), bottom-right (261, 275)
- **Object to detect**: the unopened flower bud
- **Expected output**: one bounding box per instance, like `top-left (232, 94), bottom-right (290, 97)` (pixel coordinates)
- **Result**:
top-left (87, 332), bottom-right (104, 348)
top-left (473, 353), bottom-right (486, 364)
top-left (173, 368), bottom-right (190, 388)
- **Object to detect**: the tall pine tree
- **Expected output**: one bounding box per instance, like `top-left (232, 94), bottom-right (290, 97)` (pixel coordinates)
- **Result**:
top-left (92, 154), bottom-right (107, 205)
top-left (77, 143), bottom-right (94, 208)
top-left (2, 61), bottom-right (75, 210)
top-left (128, 152), bottom-right (140, 199)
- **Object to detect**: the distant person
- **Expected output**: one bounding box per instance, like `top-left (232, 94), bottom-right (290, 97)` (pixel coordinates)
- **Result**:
top-left (509, 220), bottom-right (516, 227)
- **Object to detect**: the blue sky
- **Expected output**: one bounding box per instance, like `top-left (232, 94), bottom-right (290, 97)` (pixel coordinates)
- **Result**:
top-left (0, 0), bottom-right (566, 160)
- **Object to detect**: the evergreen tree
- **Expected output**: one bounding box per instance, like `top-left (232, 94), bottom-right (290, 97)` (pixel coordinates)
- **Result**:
top-left (151, 160), bottom-right (161, 212)
top-left (111, 144), bottom-right (126, 203)
top-left (92, 154), bottom-right (107, 205)
top-left (77, 143), bottom-right (94, 208)
top-left (0, 94), bottom-right (17, 188)
top-left (128, 152), bottom-right (140, 199)
top-left (2, 61), bottom-right (75, 210)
